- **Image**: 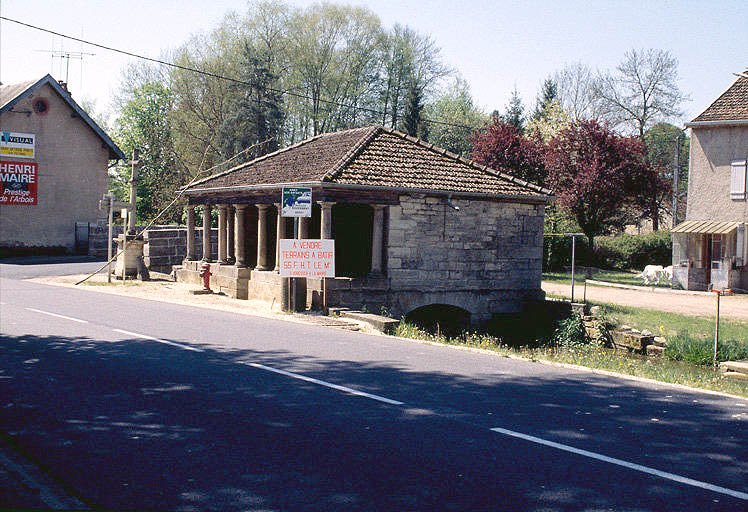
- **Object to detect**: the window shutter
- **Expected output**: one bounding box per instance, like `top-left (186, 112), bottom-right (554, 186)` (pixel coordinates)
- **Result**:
top-left (731, 160), bottom-right (747, 200)
top-left (739, 223), bottom-right (747, 267)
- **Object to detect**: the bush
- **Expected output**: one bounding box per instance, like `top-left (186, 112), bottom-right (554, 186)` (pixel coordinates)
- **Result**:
top-left (664, 332), bottom-right (748, 365)
top-left (543, 236), bottom-right (591, 271)
top-left (595, 231), bottom-right (672, 270)
top-left (552, 315), bottom-right (589, 348)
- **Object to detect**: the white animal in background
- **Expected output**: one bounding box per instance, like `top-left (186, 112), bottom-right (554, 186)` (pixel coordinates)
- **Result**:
top-left (662, 265), bottom-right (673, 283)
top-left (636, 265), bottom-right (664, 285)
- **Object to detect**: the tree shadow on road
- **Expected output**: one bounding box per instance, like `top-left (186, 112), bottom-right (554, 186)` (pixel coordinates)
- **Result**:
top-left (1, 333), bottom-right (745, 511)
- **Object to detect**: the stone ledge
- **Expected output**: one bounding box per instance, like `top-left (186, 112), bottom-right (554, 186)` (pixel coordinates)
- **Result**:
top-left (336, 310), bottom-right (400, 334)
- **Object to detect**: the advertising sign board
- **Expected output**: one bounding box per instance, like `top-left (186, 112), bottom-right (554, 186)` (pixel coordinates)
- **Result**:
top-left (0, 132), bottom-right (35, 159)
top-left (279, 239), bottom-right (335, 277)
top-left (0, 160), bottom-right (38, 205)
top-left (281, 187), bottom-right (312, 217)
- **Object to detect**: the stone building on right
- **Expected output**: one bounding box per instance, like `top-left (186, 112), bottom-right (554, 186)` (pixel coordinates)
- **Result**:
top-left (672, 72), bottom-right (748, 291)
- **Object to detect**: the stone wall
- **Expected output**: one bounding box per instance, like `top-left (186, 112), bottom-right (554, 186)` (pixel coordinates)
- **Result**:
top-left (385, 195), bottom-right (545, 321)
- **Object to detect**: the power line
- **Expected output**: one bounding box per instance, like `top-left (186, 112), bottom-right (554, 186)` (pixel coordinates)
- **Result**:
top-left (1, 15), bottom-right (478, 131)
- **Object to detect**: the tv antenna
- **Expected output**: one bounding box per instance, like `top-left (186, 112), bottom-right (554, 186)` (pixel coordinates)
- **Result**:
top-left (35, 50), bottom-right (96, 88)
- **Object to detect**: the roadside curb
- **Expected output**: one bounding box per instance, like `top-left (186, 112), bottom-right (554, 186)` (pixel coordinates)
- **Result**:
top-left (584, 279), bottom-right (719, 296)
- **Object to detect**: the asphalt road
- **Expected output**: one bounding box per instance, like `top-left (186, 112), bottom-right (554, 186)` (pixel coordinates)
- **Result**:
top-left (1, 263), bottom-right (747, 511)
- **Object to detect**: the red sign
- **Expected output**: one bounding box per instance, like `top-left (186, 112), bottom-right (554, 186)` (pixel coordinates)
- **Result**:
top-left (0, 160), bottom-right (37, 205)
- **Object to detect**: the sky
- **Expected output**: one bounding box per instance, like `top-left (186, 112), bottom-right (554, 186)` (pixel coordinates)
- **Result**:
top-left (1, 0), bottom-right (747, 127)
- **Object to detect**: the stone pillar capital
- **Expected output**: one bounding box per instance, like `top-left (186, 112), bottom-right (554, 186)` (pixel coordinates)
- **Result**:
top-left (318, 201), bottom-right (336, 209)
top-left (256, 203), bottom-right (271, 211)
top-left (234, 203), bottom-right (248, 211)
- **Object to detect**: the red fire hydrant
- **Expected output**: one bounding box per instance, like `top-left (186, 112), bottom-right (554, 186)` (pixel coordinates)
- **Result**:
top-left (199, 262), bottom-right (212, 292)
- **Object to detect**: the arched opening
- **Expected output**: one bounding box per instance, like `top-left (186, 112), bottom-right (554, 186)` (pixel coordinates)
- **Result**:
top-left (332, 203), bottom-right (373, 277)
top-left (405, 304), bottom-right (471, 337)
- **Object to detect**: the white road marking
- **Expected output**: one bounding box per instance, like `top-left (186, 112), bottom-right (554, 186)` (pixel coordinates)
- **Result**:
top-left (246, 363), bottom-right (404, 405)
top-left (26, 308), bottom-right (88, 324)
top-left (0, 450), bottom-right (82, 508)
top-left (491, 427), bottom-right (748, 501)
top-left (112, 329), bottom-right (204, 352)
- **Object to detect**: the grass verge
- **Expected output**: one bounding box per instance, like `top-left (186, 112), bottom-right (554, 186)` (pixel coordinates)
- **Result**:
top-left (543, 270), bottom-right (671, 288)
top-left (394, 320), bottom-right (748, 398)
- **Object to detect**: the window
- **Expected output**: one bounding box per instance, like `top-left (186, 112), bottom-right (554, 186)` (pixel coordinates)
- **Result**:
top-left (731, 160), bottom-right (747, 200)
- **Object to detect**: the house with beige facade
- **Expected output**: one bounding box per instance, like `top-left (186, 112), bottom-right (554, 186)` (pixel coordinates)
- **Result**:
top-left (672, 73), bottom-right (748, 291)
top-left (0, 74), bottom-right (125, 254)
top-left (177, 126), bottom-right (551, 324)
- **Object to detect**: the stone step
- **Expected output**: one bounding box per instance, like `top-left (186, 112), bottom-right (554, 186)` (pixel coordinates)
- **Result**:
top-left (719, 361), bottom-right (748, 375)
top-left (646, 345), bottom-right (665, 357)
top-left (723, 371), bottom-right (748, 381)
top-left (337, 310), bottom-right (400, 334)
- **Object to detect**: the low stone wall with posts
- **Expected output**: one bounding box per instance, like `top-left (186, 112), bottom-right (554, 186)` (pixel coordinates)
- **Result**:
top-left (88, 225), bottom-right (217, 273)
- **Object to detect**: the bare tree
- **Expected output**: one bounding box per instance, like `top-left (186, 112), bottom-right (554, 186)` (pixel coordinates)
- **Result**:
top-left (594, 49), bottom-right (688, 138)
top-left (554, 62), bottom-right (600, 122)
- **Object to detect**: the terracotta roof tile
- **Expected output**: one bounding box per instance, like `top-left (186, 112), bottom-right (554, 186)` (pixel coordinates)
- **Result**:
top-left (188, 126), bottom-right (550, 199)
top-left (692, 74), bottom-right (748, 123)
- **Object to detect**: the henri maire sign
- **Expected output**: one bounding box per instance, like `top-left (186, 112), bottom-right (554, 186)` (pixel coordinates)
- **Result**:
top-left (0, 160), bottom-right (38, 205)
top-left (0, 131), bottom-right (36, 159)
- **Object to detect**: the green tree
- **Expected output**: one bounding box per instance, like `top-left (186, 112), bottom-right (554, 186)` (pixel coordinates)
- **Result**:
top-left (378, 24), bottom-right (452, 130)
top-left (217, 43), bottom-right (284, 164)
top-left (401, 79), bottom-right (428, 138)
top-left (643, 122), bottom-right (689, 227)
top-left (425, 78), bottom-right (486, 156)
top-left (532, 78), bottom-right (558, 121)
top-left (115, 81), bottom-right (186, 223)
top-left (504, 86), bottom-right (525, 131)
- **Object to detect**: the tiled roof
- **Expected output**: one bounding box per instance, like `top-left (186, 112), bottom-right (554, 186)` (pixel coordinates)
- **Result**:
top-left (692, 74), bottom-right (748, 123)
top-left (187, 126), bottom-right (550, 199)
top-left (0, 79), bottom-right (37, 110)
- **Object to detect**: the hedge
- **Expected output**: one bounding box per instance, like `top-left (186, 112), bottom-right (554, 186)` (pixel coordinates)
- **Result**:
top-left (543, 231), bottom-right (672, 271)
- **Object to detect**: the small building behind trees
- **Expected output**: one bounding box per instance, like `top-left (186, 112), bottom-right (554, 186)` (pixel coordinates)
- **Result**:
top-left (178, 126), bottom-right (551, 324)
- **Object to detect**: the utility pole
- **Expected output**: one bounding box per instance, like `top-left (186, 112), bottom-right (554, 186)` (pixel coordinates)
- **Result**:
top-left (672, 134), bottom-right (681, 228)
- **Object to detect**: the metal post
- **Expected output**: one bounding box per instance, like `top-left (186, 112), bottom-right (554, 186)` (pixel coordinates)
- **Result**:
top-left (292, 218), bottom-right (299, 312)
top-left (107, 193), bottom-right (113, 283)
top-left (571, 235), bottom-right (576, 303)
top-left (713, 291), bottom-right (721, 368)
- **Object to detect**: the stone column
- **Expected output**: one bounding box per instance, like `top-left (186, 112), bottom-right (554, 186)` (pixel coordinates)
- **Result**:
top-left (371, 205), bottom-right (385, 274)
top-left (233, 204), bottom-right (247, 267)
top-left (202, 205), bottom-right (212, 261)
top-left (299, 217), bottom-right (310, 239)
top-left (227, 206), bottom-right (235, 263)
top-left (185, 206), bottom-right (196, 261)
top-left (319, 202), bottom-right (335, 239)
top-left (256, 204), bottom-right (271, 270)
top-left (274, 203), bottom-right (284, 272)
top-left (217, 204), bottom-right (228, 264)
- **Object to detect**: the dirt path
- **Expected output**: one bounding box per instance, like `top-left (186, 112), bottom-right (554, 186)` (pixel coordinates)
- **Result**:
top-left (542, 281), bottom-right (748, 321)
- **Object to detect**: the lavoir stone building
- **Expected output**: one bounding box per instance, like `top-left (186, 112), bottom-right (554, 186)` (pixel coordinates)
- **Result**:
top-left (177, 126), bottom-right (551, 323)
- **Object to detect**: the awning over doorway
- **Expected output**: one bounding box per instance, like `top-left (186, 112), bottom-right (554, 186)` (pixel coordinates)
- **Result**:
top-left (671, 220), bottom-right (741, 234)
